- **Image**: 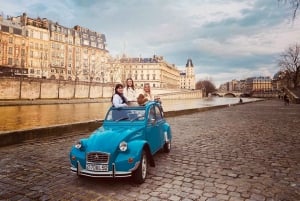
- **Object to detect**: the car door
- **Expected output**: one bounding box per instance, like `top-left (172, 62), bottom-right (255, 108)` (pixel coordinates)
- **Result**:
top-left (146, 105), bottom-right (162, 154)
top-left (154, 105), bottom-right (165, 148)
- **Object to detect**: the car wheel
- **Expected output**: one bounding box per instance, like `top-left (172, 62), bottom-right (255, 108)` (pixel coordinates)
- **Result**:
top-left (163, 140), bottom-right (171, 153)
top-left (132, 150), bottom-right (148, 184)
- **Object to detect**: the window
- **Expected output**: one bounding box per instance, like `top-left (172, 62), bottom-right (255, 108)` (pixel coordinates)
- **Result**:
top-left (155, 106), bottom-right (162, 120)
top-left (8, 58), bottom-right (13, 65)
top-left (8, 47), bottom-right (13, 54)
top-left (148, 106), bottom-right (155, 122)
top-left (19, 59), bottom-right (24, 67)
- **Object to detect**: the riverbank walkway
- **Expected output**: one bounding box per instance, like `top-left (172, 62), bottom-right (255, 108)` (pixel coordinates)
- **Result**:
top-left (0, 99), bottom-right (299, 200)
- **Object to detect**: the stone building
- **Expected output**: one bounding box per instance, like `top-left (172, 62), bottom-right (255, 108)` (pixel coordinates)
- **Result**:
top-left (21, 14), bottom-right (50, 78)
top-left (0, 13), bottom-right (109, 82)
top-left (0, 14), bottom-right (28, 76)
top-left (219, 77), bottom-right (272, 93)
top-left (180, 58), bottom-right (195, 90)
top-left (107, 55), bottom-right (181, 89)
top-left (72, 25), bottom-right (108, 82)
top-left (246, 76), bottom-right (273, 92)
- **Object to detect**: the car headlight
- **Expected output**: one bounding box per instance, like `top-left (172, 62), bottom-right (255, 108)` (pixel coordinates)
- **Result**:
top-left (119, 141), bottom-right (128, 152)
top-left (74, 140), bottom-right (82, 149)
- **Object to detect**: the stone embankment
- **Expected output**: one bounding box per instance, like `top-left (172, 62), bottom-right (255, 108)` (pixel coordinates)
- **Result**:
top-left (0, 89), bottom-right (203, 106)
top-left (0, 77), bottom-right (203, 103)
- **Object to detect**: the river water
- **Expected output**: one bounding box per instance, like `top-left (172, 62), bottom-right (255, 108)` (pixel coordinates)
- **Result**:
top-left (0, 97), bottom-right (258, 133)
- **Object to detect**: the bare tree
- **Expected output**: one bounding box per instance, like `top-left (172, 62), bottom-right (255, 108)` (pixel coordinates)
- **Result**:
top-left (73, 68), bottom-right (82, 99)
top-left (278, 43), bottom-right (300, 88)
top-left (88, 69), bottom-right (96, 99)
top-left (278, 0), bottom-right (300, 19)
top-left (196, 80), bottom-right (216, 96)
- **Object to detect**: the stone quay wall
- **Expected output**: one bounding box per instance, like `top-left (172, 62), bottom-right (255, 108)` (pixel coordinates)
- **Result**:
top-left (0, 77), bottom-right (203, 101)
top-left (0, 77), bottom-right (114, 100)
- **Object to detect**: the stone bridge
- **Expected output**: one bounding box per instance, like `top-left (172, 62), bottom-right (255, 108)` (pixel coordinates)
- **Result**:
top-left (211, 91), bottom-right (243, 97)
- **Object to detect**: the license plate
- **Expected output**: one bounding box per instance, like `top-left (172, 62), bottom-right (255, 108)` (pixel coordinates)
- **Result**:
top-left (86, 163), bottom-right (108, 172)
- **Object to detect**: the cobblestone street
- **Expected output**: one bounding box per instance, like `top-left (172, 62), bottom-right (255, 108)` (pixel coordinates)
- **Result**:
top-left (0, 99), bottom-right (299, 201)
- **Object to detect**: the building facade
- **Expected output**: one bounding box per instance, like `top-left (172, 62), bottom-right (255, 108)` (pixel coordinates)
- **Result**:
top-left (180, 58), bottom-right (195, 90)
top-left (246, 76), bottom-right (272, 92)
top-left (107, 55), bottom-right (181, 89)
top-left (0, 13), bottom-right (109, 82)
top-left (0, 14), bottom-right (28, 76)
top-left (219, 77), bottom-right (272, 93)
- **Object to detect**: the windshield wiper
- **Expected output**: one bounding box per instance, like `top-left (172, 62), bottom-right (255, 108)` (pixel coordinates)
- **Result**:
top-left (116, 117), bottom-right (129, 121)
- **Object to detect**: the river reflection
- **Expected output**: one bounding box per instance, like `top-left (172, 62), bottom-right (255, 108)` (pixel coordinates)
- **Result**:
top-left (0, 97), bottom-right (257, 133)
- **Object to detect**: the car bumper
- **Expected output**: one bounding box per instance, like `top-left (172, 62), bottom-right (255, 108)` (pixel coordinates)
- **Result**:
top-left (70, 161), bottom-right (139, 178)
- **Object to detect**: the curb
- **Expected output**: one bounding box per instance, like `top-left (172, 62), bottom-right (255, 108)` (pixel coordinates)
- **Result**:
top-left (0, 121), bottom-right (103, 147)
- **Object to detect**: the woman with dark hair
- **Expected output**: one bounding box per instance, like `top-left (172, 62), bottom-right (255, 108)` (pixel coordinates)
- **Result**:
top-left (124, 78), bottom-right (137, 105)
top-left (111, 83), bottom-right (128, 108)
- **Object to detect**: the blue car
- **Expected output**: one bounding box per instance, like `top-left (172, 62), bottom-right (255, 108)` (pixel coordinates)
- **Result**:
top-left (69, 101), bottom-right (172, 184)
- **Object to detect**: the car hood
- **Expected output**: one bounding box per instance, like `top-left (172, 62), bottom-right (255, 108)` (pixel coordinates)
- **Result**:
top-left (85, 126), bottom-right (144, 153)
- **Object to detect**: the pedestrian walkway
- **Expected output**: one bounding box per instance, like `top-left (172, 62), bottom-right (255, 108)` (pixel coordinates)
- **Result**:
top-left (0, 99), bottom-right (299, 200)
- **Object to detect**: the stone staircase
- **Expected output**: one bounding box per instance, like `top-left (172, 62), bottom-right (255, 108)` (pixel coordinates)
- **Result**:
top-left (285, 87), bottom-right (300, 104)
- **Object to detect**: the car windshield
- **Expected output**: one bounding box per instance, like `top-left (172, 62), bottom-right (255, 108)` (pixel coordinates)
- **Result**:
top-left (106, 107), bottom-right (146, 122)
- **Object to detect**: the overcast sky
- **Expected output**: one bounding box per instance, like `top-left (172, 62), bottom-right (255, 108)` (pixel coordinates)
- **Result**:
top-left (1, 0), bottom-right (300, 87)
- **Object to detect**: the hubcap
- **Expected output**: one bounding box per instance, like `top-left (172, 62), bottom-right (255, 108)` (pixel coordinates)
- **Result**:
top-left (141, 154), bottom-right (147, 179)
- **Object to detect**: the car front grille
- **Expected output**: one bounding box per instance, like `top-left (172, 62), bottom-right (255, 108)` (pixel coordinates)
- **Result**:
top-left (87, 152), bottom-right (109, 163)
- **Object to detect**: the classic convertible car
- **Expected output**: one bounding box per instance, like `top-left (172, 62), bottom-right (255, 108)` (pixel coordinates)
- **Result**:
top-left (69, 101), bottom-right (172, 184)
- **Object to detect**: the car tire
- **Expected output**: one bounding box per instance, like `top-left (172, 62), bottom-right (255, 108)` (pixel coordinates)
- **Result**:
top-left (163, 140), bottom-right (171, 153)
top-left (132, 150), bottom-right (148, 184)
